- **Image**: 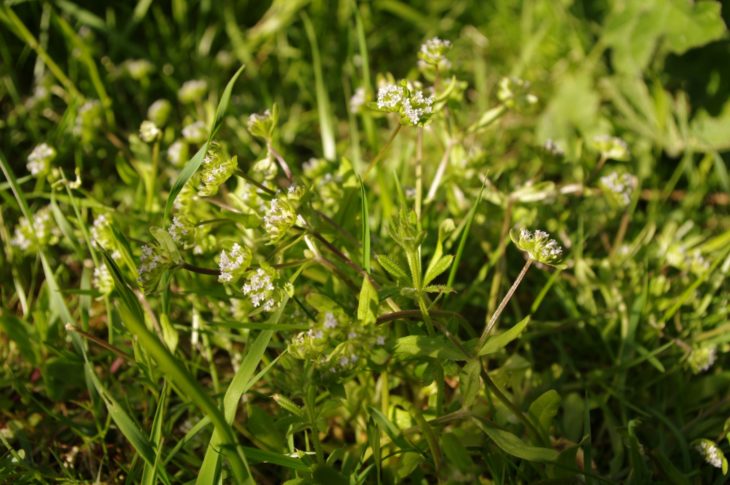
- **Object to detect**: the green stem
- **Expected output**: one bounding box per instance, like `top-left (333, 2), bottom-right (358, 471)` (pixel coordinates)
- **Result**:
top-left (480, 258), bottom-right (531, 347)
top-left (146, 140), bottom-right (160, 212)
top-left (364, 124), bottom-right (401, 177)
top-left (306, 383), bottom-right (324, 463)
top-left (415, 127), bottom-right (423, 230)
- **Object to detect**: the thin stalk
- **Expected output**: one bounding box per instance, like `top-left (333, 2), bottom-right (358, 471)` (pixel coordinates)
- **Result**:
top-left (235, 169), bottom-right (276, 196)
top-left (415, 127), bottom-right (423, 229)
top-left (306, 383), bottom-right (325, 463)
top-left (268, 142), bottom-right (292, 181)
top-left (480, 259), bottom-right (532, 347)
top-left (181, 262), bottom-right (218, 276)
top-left (364, 124), bottom-right (401, 177)
top-left (480, 363), bottom-right (544, 443)
top-left (425, 142), bottom-right (454, 203)
top-left (65, 324), bottom-right (131, 362)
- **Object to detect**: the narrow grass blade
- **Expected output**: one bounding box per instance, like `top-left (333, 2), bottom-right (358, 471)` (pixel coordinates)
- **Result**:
top-left (302, 13), bottom-right (336, 161)
top-left (358, 175), bottom-right (371, 273)
top-left (165, 65), bottom-right (245, 220)
top-left (447, 183), bottom-right (485, 288)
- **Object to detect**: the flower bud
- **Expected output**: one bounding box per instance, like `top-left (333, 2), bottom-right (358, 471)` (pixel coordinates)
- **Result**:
top-left (139, 120), bottom-right (161, 143)
top-left (178, 79), bottom-right (208, 104)
top-left (247, 104), bottom-right (279, 140)
top-left (182, 120), bottom-right (208, 144)
top-left (147, 99), bottom-right (172, 126)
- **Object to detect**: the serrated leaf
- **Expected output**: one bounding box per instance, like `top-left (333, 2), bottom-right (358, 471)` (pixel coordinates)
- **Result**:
top-left (479, 316), bottom-right (530, 356)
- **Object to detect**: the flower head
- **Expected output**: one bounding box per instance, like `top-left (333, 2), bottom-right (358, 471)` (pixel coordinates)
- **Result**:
top-left (178, 79), bottom-right (208, 103)
top-left (196, 145), bottom-right (237, 196)
top-left (247, 105), bottom-right (278, 140)
top-left (497, 77), bottom-right (538, 110)
top-left (687, 345), bottom-right (717, 374)
top-left (218, 243), bottom-right (252, 283)
top-left (139, 120), bottom-right (161, 143)
top-left (167, 140), bottom-right (188, 166)
top-left (694, 439), bottom-right (727, 472)
top-left (27, 143), bottom-right (56, 176)
top-left (11, 206), bottom-right (59, 254)
top-left (374, 81), bottom-right (435, 126)
top-left (241, 267), bottom-right (281, 312)
top-left (93, 264), bottom-right (114, 295)
top-left (599, 171), bottom-right (637, 207)
top-left (417, 37), bottom-right (452, 73)
top-left (262, 196), bottom-right (297, 244)
top-left (590, 135), bottom-right (630, 161)
top-left (147, 99), bottom-right (172, 126)
top-left (510, 227), bottom-right (566, 268)
top-left (182, 121), bottom-right (208, 144)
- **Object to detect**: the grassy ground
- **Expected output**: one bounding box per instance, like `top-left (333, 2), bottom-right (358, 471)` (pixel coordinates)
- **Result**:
top-left (1, 1), bottom-right (729, 483)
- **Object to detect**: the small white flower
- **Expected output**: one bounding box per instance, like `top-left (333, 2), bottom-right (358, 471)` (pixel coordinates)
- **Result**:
top-left (350, 87), bottom-right (366, 113)
top-left (167, 140), bottom-right (186, 166)
top-left (376, 84), bottom-right (405, 111)
top-left (139, 120), bottom-right (161, 143)
top-left (27, 143), bottom-right (56, 176)
top-left (324, 312), bottom-right (338, 329)
top-left (696, 439), bottom-right (725, 469)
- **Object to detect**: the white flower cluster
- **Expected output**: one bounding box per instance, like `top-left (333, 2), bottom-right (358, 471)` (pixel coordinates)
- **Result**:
top-left (167, 216), bottom-right (191, 246)
top-left (418, 37), bottom-right (452, 71)
top-left (138, 244), bottom-right (162, 277)
top-left (178, 79), bottom-right (208, 103)
top-left (696, 439), bottom-right (724, 469)
top-left (687, 345), bottom-right (717, 374)
top-left (182, 121), bottom-right (207, 144)
top-left (218, 243), bottom-right (250, 283)
top-left (600, 171), bottom-right (637, 206)
top-left (73, 100), bottom-right (102, 140)
top-left (262, 197), bottom-right (296, 243)
top-left (27, 143), bottom-right (56, 176)
top-left (591, 135), bottom-right (629, 161)
top-left (511, 227), bottom-right (565, 267)
top-left (167, 140), bottom-right (187, 166)
top-left (376, 84), bottom-right (405, 111)
top-left (242, 268), bottom-right (277, 311)
top-left (11, 207), bottom-right (54, 252)
top-left (376, 83), bottom-right (434, 126)
top-left (139, 120), bottom-right (161, 143)
top-left (93, 264), bottom-right (114, 295)
top-left (324, 312), bottom-right (338, 329)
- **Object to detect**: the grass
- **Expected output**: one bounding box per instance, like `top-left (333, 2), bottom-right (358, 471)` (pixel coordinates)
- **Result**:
top-left (1, 1), bottom-right (729, 483)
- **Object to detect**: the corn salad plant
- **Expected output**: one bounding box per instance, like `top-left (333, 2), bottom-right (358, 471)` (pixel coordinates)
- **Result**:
top-left (1, 1), bottom-right (729, 483)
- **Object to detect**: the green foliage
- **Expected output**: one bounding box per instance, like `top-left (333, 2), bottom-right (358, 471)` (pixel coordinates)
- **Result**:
top-left (1, 1), bottom-right (729, 483)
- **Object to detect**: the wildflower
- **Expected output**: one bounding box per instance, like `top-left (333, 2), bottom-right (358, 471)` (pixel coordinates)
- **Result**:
top-left (122, 59), bottom-right (154, 80)
top-left (11, 206), bottom-right (58, 253)
top-left (27, 143), bottom-right (56, 176)
top-left (510, 227), bottom-right (566, 268)
top-left (178, 79), bottom-right (208, 103)
top-left (241, 267), bottom-right (280, 312)
top-left (350, 87), bottom-right (367, 113)
top-left (590, 135), bottom-right (630, 161)
top-left (247, 105), bottom-right (278, 140)
top-left (218, 243), bottom-right (252, 283)
top-left (73, 100), bottom-right (102, 144)
top-left (167, 215), bottom-right (195, 247)
top-left (324, 312), bottom-right (338, 329)
top-left (599, 171), bottom-right (637, 206)
top-left (91, 214), bottom-right (117, 255)
top-left (139, 120), bottom-right (161, 143)
top-left (375, 81), bottom-right (435, 126)
top-left (695, 439), bottom-right (727, 472)
top-left (182, 121), bottom-right (208, 144)
top-left (497, 77), bottom-right (538, 110)
top-left (167, 140), bottom-right (188, 166)
top-left (687, 345), bottom-right (717, 374)
top-left (93, 264), bottom-right (114, 295)
top-left (417, 37), bottom-right (452, 73)
top-left (262, 196), bottom-right (297, 244)
top-left (147, 99), bottom-right (172, 126)
top-left (137, 243), bottom-right (171, 292)
top-left (197, 146), bottom-right (237, 196)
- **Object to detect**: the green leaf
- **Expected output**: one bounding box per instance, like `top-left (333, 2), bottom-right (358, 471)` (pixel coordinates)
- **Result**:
top-left (165, 65), bottom-right (245, 220)
top-left (528, 390), bottom-right (561, 434)
top-left (357, 276), bottom-right (378, 324)
top-left (447, 183), bottom-right (484, 288)
top-left (395, 335), bottom-right (467, 361)
top-left (478, 421), bottom-right (558, 462)
top-left (479, 316), bottom-right (530, 356)
top-left (358, 175), bottom-right (371, 273)
top-left (0, 313), bottom-right (36, 364)
top-left (423, 255), bottom-right (453, 287)
top-left (377, 254), bottom-right (408, 281)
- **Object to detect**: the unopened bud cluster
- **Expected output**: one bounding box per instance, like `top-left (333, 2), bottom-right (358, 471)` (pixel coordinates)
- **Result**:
top-left (511, 228), bottom-right (565, 268)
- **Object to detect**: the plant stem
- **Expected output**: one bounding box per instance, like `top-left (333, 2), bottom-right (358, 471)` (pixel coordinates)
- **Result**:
top-left (235, 169), bottom-right (276, 196)
top-left (181, 262), bottom-right (218, 275)
top-left (268, 142), bottom-right (292, 181)
top-left (415, 127), bottom-right (423, 229)
top-left (364, 124), bottom-right (401, 177)
top-left (480, 258), bottom-right (532, 347)
top-left (425, 141), bottom-right (454, 203)
top-left (306, 383), bottom-right (325, 463)
top-left (145, 139), bottom-right (160, 212)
